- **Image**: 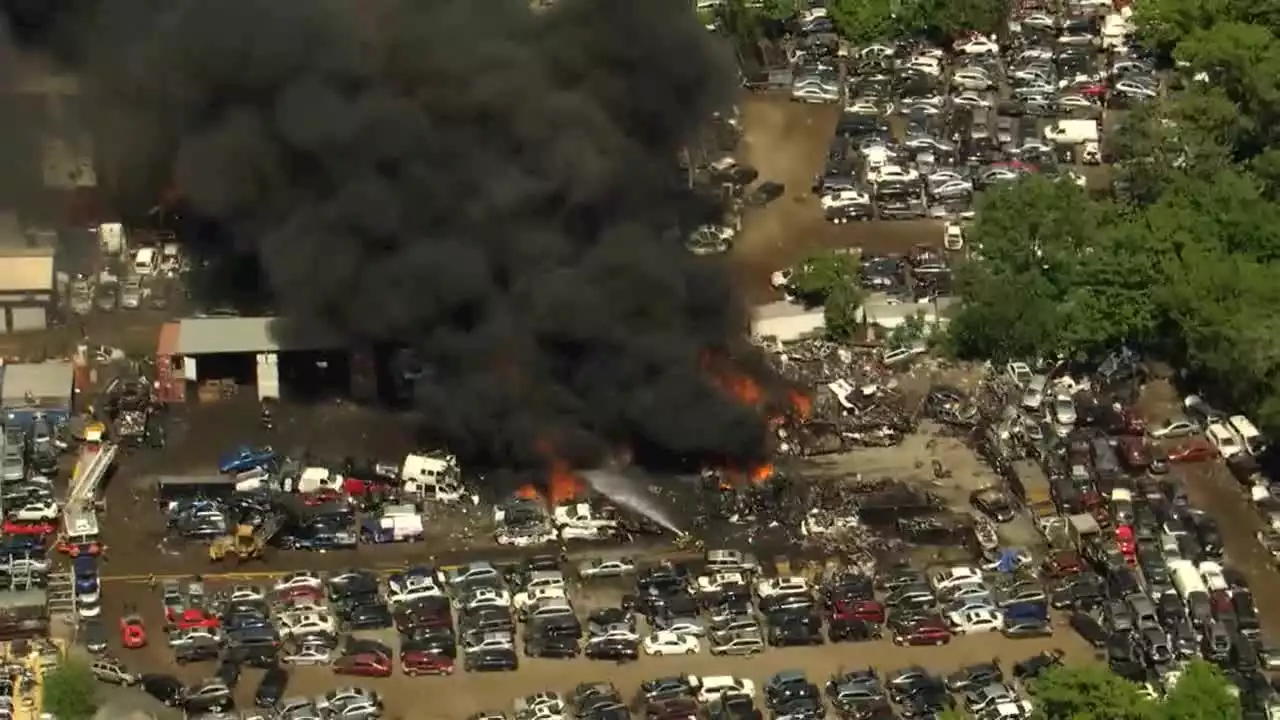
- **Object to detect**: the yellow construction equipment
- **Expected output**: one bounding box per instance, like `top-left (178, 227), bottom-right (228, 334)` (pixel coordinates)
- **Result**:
top-left (208, 513), bottom-right (283, 562)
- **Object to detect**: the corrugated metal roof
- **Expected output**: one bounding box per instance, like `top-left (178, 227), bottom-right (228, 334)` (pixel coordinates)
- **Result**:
top-left (0, 254), bottom-right (55, 292)
top-left (0, 361), bottom-right (74, 404)
top-left (176, 316), bottom-right (339, 355)
top-left (156, 322), bottom-right (181, 356)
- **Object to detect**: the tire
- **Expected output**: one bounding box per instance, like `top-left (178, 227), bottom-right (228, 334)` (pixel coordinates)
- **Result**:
top-left (685, 649), bottom-right (696, 655)
top-left (406, 669), bottom-right (418, 677)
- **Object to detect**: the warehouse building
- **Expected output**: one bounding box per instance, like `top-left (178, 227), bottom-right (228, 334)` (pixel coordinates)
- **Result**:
top-left (0, 212), bottom-right (56, 333)
top-left (156, 316), bottom-right (378, 404)
top-left (0, 361), bottom-right (75, 427)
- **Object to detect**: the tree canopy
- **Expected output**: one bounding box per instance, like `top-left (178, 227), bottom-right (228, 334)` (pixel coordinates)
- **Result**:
top-left (1029, 661), bottom-right (1239, 720)
top-left (42, 660), bottom-right (98, 720)
top-left (784, 251), bottom-right (865, 341)
top-left (948, 0), bottom-right (1280, 433)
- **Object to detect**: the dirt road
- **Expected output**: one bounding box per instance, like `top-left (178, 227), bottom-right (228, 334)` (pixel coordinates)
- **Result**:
top-left (732, 95), bottom-right (940, 302)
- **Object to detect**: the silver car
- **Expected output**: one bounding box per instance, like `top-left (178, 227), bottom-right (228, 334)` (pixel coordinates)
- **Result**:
top-left (577, 556), bottom-right (636, 579)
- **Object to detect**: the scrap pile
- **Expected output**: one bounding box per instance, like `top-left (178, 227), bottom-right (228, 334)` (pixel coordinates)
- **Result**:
top-left (800, 476), bottom-right (971, 558)
top-left (766, 338), bottom-right (916, 456)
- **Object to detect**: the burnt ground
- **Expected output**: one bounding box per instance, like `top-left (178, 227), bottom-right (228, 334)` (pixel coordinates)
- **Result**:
top-left (731, 95), bottom-right (941, 303)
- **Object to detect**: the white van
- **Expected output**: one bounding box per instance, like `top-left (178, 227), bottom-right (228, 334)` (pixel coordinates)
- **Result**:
top-left (132, 247), bottom-right (158, 276)
top-left (1228, 415), bottom-right (1267, 456)
top-left (1205, 423), bottom-right (1245, 458)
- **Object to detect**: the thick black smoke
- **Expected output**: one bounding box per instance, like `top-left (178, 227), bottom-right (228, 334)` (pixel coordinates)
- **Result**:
top-left (18, 0), bottom-right (782, 473)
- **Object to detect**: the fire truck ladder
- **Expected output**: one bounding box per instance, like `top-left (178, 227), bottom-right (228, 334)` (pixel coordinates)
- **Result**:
top-left (67, 442), bottom-right (118, 509)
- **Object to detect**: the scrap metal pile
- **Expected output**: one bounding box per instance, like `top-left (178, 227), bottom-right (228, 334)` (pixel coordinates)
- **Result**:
top-left (765, 338), bottom-right (917, 456)
top-left (800, 476), bottom-right (973, 558)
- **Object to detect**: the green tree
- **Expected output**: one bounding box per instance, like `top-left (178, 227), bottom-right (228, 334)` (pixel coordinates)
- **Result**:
top-left (887, 310), bottom-right (927, 349)
top-left (785, 250), bottom-right (860, 307)
top-left (43, 661), bottom-right (98, 720)
top-left (823, 281), bottom-right (864, 342)
top-left (1161, 661), bottom-right (1241, 720)
top-left (1029, 664), bottom-right (1156, 720)
top-left (828, 0), bottom-right (900, 44)
top-left (759, 0), bottom-right (798, 21)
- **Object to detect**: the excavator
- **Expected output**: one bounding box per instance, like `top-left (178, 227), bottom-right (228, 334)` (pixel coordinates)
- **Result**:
top-left (209, 513), bottom-right (283, 562)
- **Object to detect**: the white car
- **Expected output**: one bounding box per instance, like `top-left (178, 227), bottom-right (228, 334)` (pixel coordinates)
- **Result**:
top-left (956, 36), bottom-right (1000, 55)
top-left (590, 629), bottom-right (641, 645)
top-left (277, 612), bottom-right (337, 637)
top-left (460, 587), bottom-right (512, 610)
top-left (1198, 561), bottom-right (1228, 591)
top-left (953, 92), bottom-right (993, 109)
top-left (77, 599), bottom-right (102, 619)
top-left (228, 585), bottom-right (267, 603)
top-left (943, 222), bottom-right (965, 251)
top-left (282, 645), bottom-right (333, 666)
top-left (560, 525), bottom-right (611, 541)
top-left (1053, 395), bottom-right (1078, 426)
top-left (388, 573), bottom-right (445, 597)
top-left (553, 502), bottom-right (618, 530)
top-left (577, 557), bottom-right (637, 579)
top-left (1006, 362), bottom-right (1033, 387)
top-left (695, 572), bottom-right (748, 595)
top-left (642, 631), bottom-right (701, 656)
top-left (274, 571), bottom-right (323, 593)
top-left (1205, 423), bottom-right (1244, 458)
top-left (871, 165), bottom-right (920, 184)
top-left (931, 566), bottom-right (984, 592)
top-left (514, 586), bottom-right (569, 611)
top-left (948, 608), bottom-right (1004, 634)
top-left (821, 189), bottom-right (871, 208)
top-left (692, 676), bottom-right (757, 704)
top-left (952, 69), bottom-right (994, 91)
top-left (10, 500), bottom-right (58, 522)
top-left (755, 577), bottom-right (810, 599)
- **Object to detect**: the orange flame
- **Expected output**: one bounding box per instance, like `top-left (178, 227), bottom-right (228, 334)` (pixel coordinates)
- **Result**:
top-left (536, 438), bottom-right (586, 505)
top-left (548, 455), bottom-right (585, 505)
top-left (750, 464), bottom-right (775, 484)
top-left (701, 352), bottom-right (764, 406)
top-left (789, 390), bottom-right (812, 420)
top-left (514, 484), bottom-right (540, 500)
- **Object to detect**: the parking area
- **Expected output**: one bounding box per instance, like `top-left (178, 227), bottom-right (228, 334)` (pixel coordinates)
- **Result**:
top-left (94, 554), bottom-right (1094, 718)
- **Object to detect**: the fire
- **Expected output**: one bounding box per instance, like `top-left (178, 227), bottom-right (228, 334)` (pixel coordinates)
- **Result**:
top-left (547, 455), bottom-right (585, 505)
top-left (536, 438), bottom-right (585, 505)
top-left (750, 464), bottom-right (775, 484)
top-left (789, 389), bottom-right (812, 420)
top-left (701, 352), bottom-right (764, 406)
top-left (514, 484), bottom-right (540, 500)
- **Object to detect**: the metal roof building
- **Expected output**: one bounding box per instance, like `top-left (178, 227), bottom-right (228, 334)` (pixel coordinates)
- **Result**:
top-left (175, 316), bottom-right (339, 355)
top-left (1, 361), bottom-right (74, 406)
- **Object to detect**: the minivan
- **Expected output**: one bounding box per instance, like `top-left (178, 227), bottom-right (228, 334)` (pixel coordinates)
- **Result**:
top-left (1228, 415), bottom-right (1267, 455)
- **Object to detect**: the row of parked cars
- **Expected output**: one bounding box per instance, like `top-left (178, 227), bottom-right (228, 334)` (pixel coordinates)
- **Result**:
top-left (473, 650), bottom-right (1069, 720)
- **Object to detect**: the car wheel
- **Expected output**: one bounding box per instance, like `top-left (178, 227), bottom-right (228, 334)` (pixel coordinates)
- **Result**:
top-left (685, 649), bottom-right (696, 655)
top-left (406, 669), bottom-right (417, 677)
top-left (935, 639), bottom-right (945, 646)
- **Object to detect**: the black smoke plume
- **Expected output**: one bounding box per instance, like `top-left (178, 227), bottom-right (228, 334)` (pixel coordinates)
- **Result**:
top-left (11, 0), bottom-right (783, 474)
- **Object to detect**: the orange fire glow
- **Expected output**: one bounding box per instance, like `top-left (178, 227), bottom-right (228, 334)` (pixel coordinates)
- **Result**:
top-left (514, 484), bottom-right (541, 500)
top-left (536, 438), bottom-right (586, 505)
top-left (701, 352), bottom-right (764, 406)
top-left (750, 464), bottom-right (775, 483)
top-left (789, 389), bottom-right (812, 420)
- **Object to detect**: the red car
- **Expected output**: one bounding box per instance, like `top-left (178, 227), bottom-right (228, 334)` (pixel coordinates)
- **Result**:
top-left (301, 488), bottom-right (343, 506)
top-left (1114, 526), bottom-right (1137, 560)
top-left (401, 650), bottom-right (454, 676)
top-left (174, 608), bottom-right (220, 631)
top-left (333, 651), bottom-right (393, 677)
top-left (825, 599), bottom-right (885, 625)
top-left (119, 614), bottom-right (147, 649)
top-left (5, 520), bottom-right (54, 536)
top-left (891, 617), bottom-right (952, 647)
top-left (1042, 550), bottom-right (1084, 578)
top-left (1169, 438), bottom-right (1218, 463)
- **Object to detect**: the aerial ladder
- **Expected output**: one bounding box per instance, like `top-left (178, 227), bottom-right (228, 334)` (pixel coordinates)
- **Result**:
top-left (59, 443), bottom-right (118, 549)
top-left (66, 442), bottom-right (118, 510)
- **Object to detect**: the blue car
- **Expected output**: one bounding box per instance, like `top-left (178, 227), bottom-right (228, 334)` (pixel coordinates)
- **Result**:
top-left (74, 556), bottom-right (100, 595)
top-left (218, 445), bottom-right (276, 474)
top-left (0, 537), bottom-right (45, 554)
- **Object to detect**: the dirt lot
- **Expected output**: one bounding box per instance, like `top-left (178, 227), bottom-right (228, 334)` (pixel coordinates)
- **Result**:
top-left (732, 95), bottom-right (941, 302)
